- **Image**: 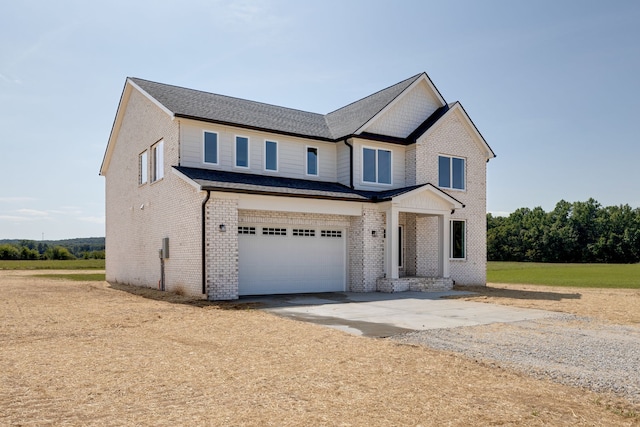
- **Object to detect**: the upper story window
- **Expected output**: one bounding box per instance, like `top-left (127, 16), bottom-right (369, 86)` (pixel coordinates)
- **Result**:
top-left (203, 131), bottom-right (218, 164)
top-left (235, 136), bottom-right (249, 168)
top-left (362, 147), bottom-right (391, 185)
top-left (265, 140), bottom-right (278, 171)
top-left (151, 140), bottom-right (164, 182)
top-left (306, 146), bottom-right (318, 176)
top-left (439, 155), bottom-right (465, 190)
top-left (450, 220), bottom-right (466, 259)
top-left (139, 150), bottom-right (148, 185)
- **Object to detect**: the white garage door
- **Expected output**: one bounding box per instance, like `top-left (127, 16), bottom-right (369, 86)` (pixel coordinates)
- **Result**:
top-left (238, 225), bottom-right (346, 296)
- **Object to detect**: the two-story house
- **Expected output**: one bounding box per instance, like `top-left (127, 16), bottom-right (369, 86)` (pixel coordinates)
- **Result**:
top-left (100, 73), bottom-right (495, 300)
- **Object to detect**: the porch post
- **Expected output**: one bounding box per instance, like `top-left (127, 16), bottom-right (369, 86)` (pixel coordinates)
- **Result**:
top-left (442, 213), bottom-right (451, 278)
top-left (386, 206), bottom-right (399, 279)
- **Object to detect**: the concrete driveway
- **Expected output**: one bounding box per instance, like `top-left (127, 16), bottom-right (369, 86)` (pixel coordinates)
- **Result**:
top-left (244, 291), bottom-right (556, 337)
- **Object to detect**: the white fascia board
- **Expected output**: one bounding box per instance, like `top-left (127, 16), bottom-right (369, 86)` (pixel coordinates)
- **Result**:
top-left (100, 82), bottom-right (133, 176)
top-left (237, 193), bottom-right (364, 216)
top-left (172, 168), bottom-right (203, 191)
top-left (354, 73), bottom-right (446, 135)
top-left (392, 184), bottom-right (464, 209)
top-left (127, 78), bottom-right (176, 119)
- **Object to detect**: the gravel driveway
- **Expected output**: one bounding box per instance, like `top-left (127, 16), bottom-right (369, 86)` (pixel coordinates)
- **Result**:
top-left (393, 314), bottom-right (640, 404)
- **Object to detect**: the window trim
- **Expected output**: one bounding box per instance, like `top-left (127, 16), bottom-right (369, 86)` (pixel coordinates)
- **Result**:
top-left (203, 131), bottom-right (219, 165)
top-left (361, 146), bottom-right (392, 185)
top-left (450, 220), bottom-right (466, 260)
top-left (139, 150), bottom-right (148, 185)
top-left (151, 139), bottom-right (164, 183)
top-left (305, 146), bottom-right (319, 176)
top-left (234, 135), bottom-right (250, 169)
top-left (439, 155), bottom-right (466, 191)
top-left (264, 140), bottom-right (278, 172)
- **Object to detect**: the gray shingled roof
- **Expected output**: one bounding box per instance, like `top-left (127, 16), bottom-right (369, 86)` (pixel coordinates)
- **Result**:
top-left (173, 166), bottom-right (452, 203)
top-left (129, 74), bottom-right (423, 141)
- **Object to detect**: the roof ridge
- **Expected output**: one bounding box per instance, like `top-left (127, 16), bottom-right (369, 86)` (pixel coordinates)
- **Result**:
top-left (128, 77), bottom-right (326, 118)
top-left (325, 73), bottom-right (423, 116)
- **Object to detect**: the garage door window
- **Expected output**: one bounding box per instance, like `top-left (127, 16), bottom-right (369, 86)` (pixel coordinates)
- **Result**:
top-left (238, 227), bottom-right (256, 235)
top-left (293, 229), bottom-right (315, 237)
top-left (262, 227), bottom-right (287, 236)
top-left (321, 230), bottom-right (342, 238)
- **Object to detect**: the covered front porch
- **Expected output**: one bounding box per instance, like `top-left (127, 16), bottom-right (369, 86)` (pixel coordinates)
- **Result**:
top-left (374, 185), bottom-right (463, 293)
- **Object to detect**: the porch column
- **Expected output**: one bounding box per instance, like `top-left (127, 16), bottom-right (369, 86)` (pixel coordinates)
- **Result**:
top-left (442, 213), bottom-right (450, 278)
top-left (385, 206), bottom-right (400, 279)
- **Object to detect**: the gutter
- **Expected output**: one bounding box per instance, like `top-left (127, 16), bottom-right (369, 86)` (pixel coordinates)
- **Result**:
top-left (201, 190), bottom-right (211, 295)
top-left (344, 139), bottom-right (354, 189)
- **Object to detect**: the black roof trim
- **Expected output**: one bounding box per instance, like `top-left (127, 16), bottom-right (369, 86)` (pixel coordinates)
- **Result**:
top-left (173, 166), bottom-right (462, 205)
top-left (406, 104), bottom-right (451, 142)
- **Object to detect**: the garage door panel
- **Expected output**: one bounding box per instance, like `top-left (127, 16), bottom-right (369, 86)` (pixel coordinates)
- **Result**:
top-left (239, 226), bottom-right (345, 295)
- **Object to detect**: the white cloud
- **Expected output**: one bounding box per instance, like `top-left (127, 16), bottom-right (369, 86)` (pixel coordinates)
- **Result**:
top-left (0, 197), bottom-right (36, 203)
top-left (487, 211), bottom-right (511, 217)
top-left (17, 208), bottom-right (50, 217)
top-left (78, 216), bottom-right (105, 224)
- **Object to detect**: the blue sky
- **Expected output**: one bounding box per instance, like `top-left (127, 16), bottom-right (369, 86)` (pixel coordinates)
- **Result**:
top-left (1, 0), bottom-right (638, 240)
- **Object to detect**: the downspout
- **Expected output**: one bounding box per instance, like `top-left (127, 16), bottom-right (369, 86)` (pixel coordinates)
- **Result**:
top-left (201, 190), bottom-right (211, 295)
top-left (344, 139), bottom-right (354, 189)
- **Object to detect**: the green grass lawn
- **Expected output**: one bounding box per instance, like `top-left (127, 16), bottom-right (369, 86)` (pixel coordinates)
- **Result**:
top-left (0, 259), bottom-right (105, 270)
top-left (487, 262), bottom-right (640, 288)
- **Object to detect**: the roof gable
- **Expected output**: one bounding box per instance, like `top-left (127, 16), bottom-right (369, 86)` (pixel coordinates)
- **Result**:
top-left (355, 74), bottom-right (446, 138)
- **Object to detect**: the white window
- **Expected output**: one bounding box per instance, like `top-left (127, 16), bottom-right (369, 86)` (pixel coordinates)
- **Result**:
top-left (306, 146), bottom-right (318, 176)
top-left (235, 136), bottom-right (249, 168)
top-left (203, 131), bottom-right (218, 164)
top-left (362, 147), bottom-right (391, 185)
top-left (439, 155), bottom-right (465, 190)
top-left (265, 140), bottom-right (278, 171)
top-left (151, 140), bottom-right (164, 182)
top-left (450, 220), bottom-right (466, 259)
top-left (139, 150), bottom-right (148, 185)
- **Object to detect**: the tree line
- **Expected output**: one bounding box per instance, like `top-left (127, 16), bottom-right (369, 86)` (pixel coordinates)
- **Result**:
top-left (487, 198), bottom-right (640, 263)
top-left (0, 237), bottom-right (105, 260)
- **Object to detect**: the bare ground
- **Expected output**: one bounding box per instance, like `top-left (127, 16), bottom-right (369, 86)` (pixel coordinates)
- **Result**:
top-left (1, 271), bottom-right (638, 426)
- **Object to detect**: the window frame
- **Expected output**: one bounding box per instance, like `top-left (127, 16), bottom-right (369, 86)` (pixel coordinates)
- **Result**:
top-left (438, 155), bottom-right (466, 190)
top-left (450, 220), bottom-right (466, 260)
top-left (305, 146), bottom-right (319, 176)
top-left (264, 140), bottom-right (278, 172)
top-left (235, 135), bottom-right (250, 169)
top-left (139, 150), bottom-right (148, 185)
top-left (203, 131), bottom-right (219, 165)
top-left (361, 146), bottom-right (392, 185)
top-left (151, 139), bottom-right (164, 183)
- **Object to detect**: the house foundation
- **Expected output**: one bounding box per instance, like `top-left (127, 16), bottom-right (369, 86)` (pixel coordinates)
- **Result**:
top-left (376, 276), bottom-right (454, 293)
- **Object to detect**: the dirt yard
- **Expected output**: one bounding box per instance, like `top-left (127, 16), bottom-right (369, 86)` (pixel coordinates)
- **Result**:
top-left (1, 271), bottom-right (638, 426)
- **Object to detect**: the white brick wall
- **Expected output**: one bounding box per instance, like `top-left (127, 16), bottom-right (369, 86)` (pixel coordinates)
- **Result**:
top-left (206, 197), bottom-right (239, 300)
top-left (104, 89), bottom-right (204, 297)
top-left (415, 110), bottom-right (488, 285)
top-left (349, 206), bottom-right (385, 292)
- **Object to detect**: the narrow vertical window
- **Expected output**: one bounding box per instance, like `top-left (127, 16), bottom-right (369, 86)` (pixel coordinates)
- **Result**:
top-left (438, 156), bottom-right (450, 188)
top-left (139, 150), bottom-right (148, 185)
top-left (398, 225), bottom-right (404, 267)
top-left (450, 220), bottom-right (466, 259)
top-left (306, 147), bottom-right (318, 176)
top-left (152, 140), bottom-right (164, 182)
top-left (378, 149), bottom-right (391, 184)
top-left (235, 136), bottom-right (249, 168)
top-left (265, 140), bottom-right (278, 171)
top-left (204, 132), bottom-right (218, 164)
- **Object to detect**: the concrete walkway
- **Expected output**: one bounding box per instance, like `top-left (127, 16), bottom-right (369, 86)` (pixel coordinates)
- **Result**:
top-left (244, 291), bottom-right (556, 337)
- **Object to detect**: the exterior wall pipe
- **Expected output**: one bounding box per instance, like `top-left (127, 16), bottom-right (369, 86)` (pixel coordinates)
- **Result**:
top-left (201, 190), bottom-right (211, 295)
top-left (344, 139), bottom-right (354, 189)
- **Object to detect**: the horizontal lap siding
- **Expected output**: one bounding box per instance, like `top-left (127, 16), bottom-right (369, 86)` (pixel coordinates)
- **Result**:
top-left (179, 121), bottom-right (337, 181)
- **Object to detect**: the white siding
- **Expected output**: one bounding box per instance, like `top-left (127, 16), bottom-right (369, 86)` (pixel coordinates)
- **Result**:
top-left (363, 80), bottom-right (442, 138)
top-left (179, 120), bottom-right (337, 181)
top-left (336, 140), bottom-right (351, 187)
